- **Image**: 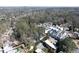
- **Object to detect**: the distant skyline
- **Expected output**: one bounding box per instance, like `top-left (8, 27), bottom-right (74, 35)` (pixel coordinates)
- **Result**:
top-left (0, 0), bottom-right (79, 7)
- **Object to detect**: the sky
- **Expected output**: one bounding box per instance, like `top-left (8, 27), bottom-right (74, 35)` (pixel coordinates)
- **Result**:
top-left (0, 0), bottom-right (79, 7)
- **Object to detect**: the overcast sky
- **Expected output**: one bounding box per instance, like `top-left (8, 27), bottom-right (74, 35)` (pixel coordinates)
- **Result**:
top-left (0, 0), bottom-right (79, 7)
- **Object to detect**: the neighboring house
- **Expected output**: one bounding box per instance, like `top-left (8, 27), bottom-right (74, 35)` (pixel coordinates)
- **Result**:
top-left (63, 27), bottom-right (69, 31)
top-left (37, 36), bottom-right (57, 53)
top-left (73, 48), bottom-right (79, 53)
top-left (37, 22), bottom-right (53, 29)
top-left (36, 43), bottom-right (45, 49)
top-left (44, 39), bottom-right (56, 50)
top-left (35, 48), bottom-right (45, 53)
top-left (39, 36), bottom-right (57, 53)
top-left (67, 32), bottom-right (74, 38)
top-left (74, 32), bottom-right (79, 39)
top-left (35, 43), bottom-right (45, 53)
top-left (45, 28), bottom-right (52, 33)
top-left (37, 23), bottom-right (43, 27)
top-left (44, 37), bottom-right (57, 50)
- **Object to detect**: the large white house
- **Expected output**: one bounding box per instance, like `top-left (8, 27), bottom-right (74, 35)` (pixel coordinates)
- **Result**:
top-left (45, 25), bottom-right (69, 40)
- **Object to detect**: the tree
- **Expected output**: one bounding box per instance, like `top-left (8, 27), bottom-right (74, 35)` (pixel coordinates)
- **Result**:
top-left (13, 17), bottom-right (45, 48)
top-left (56, 38), bottom-right (77, 53)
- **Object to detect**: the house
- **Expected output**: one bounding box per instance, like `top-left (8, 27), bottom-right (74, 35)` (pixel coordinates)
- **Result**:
top-left (49, 30), bottom-right (69, 40)
top-left (45, 25), bottom-right (62, 34)
top-left (45, 25), bottom-right (61, 38)
top-left (48, 29), bottom-right (60, 40)
top-left (42, 22), bottom-right (53, 28)
top-left (46, 25), bottom-right (69, 40)
top-left (44, 37), bottom-right (57, 50)
top-left (73, 32), bottom-right (79, 39)
top-left (57, 31), bottom-right (69, 40)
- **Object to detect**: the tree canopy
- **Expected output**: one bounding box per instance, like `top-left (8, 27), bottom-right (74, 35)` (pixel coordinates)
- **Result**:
top-left (56, 38), bottom-right (77, 53)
